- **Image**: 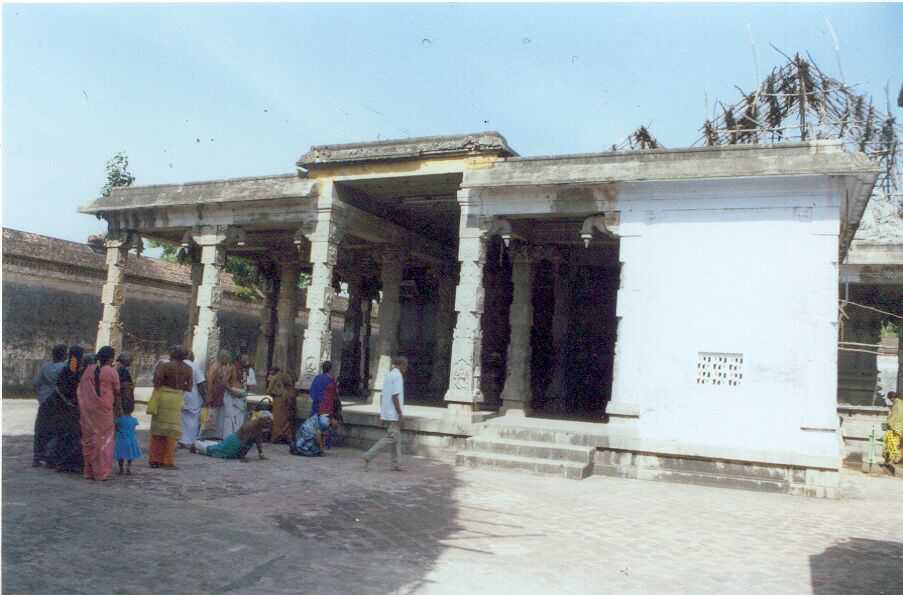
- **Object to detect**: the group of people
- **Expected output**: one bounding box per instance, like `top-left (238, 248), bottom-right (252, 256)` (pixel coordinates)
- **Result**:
top-left (31, 342), bottom-right (363, 481)
top-left (32, 343), bottom-right (141, 480)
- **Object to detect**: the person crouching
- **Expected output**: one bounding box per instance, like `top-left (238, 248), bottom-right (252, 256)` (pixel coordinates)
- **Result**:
top-left (194, 411), bottom-right (272, 462)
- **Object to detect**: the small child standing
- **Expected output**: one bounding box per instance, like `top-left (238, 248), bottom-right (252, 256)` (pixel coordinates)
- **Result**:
top-left (114, 398), bottom-right (143, 474)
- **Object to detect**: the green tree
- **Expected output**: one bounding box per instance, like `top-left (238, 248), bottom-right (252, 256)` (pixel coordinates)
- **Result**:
top-left (101, 151), bottom-right (135, 197)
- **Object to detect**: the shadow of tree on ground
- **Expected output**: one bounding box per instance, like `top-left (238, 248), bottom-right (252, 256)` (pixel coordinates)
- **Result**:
top-left (809, 537), bottom-right (903, 595)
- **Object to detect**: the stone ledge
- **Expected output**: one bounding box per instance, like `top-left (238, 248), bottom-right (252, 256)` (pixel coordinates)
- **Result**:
top-left (593, 449), bottom-right (840, 498)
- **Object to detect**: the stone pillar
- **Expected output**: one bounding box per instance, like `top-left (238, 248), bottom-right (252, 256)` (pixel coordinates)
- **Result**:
top-left (190, 226), bottom-right (230, 371)
top-left (444, 188), bottom-right (487, 419)
top-left (360, 294), bottom-right (374, 395)
top-left (297, 202), bottom-right (340, 390)
top-left (339, 272), bottom-right (365, 396)
top-left (273, 258), bottom-right (299, 372)
top-left (183, 256), bottom-right (204, 351)
top-left (253, 269), bottom-right (278, 377)
top-left (95, 233), bottom-right (133, 352)
top-left (544, 254), bottom-right (572, 411)
top-left (429, 265), bottom-right (457, 398)
top-left (371, 246), bottom-right (405, 404)
top-left (500, 244), bottom-right (534, 416)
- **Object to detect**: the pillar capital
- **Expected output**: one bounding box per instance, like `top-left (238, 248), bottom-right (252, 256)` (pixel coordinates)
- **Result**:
top-left (191, 224), bottom-right (236, 247)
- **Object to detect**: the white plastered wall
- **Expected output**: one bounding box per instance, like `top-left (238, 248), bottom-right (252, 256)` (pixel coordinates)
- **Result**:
top-left (611, 178), bottom-right (843, 466)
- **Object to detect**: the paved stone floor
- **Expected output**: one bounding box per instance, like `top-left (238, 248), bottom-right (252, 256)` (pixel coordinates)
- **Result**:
top-left (3, 400), bottom-right (902, 595)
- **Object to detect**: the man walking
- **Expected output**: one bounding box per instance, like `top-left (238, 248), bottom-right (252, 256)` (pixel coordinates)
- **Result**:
top-left (362, 356), bottom-right (407, 472)
top-left (32, 344), bottom-right (68, 467)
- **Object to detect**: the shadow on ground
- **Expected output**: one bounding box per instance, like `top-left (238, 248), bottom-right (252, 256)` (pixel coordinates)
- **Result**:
top-left (3, 429), bottom-right (465, 595)
top-left (809, 537), bottom-right (903, 595)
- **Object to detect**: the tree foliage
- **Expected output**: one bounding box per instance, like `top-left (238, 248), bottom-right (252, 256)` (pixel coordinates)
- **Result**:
top-left (101, 151), bottom-right (135, 197)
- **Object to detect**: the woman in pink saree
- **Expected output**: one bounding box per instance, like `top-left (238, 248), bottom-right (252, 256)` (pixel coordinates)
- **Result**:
top-left (78, 345), bottom-right (120, 481)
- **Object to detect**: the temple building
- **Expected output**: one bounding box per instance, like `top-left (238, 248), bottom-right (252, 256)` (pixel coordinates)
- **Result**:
top-left (79, 132), bottom-right (881, 497)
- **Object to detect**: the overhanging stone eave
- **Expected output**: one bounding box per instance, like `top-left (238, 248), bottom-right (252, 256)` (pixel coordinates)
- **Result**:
top-left (461, 169), bottom-right (881, 191)
top-left (296, 131), bottom-right (518, 168)
top-left (463, 141), bottom-right (880, 189)
top-left (839, 169), bottom-right (881, 262)
top-left (79, 173), bottom-right (316, 214)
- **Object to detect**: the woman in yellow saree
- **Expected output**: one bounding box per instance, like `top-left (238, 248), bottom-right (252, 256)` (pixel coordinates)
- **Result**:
top-left (148, 346), bottom-right (192, 469)
top-left (883, 391), bottom-right (902, 474)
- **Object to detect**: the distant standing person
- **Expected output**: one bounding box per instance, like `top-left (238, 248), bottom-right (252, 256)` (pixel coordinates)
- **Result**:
top-left (201, 350), bottom-right (230, 440)
top-left (883, 391), bottom-right (902, 475)
top-left (51, 346), bottom-right (86, 473)
top-left (362, 356), bottom-right (407, 472)
top-left (266, 367), bottom-right (296, 444)
top-left (148, 346), bottom-right (192, 469)
top-left (178, 351), bottom-right (207, 449)
top-left (32, 344), bottom-right (68, 467)
top-left (78, 346), bottom-right (120, 481)
top-left (309, 361), bottom-right (336, 418)
top-left (116, 353), bottom-right (135, 417)
top-left (114, 394), bottom-right (143, 474)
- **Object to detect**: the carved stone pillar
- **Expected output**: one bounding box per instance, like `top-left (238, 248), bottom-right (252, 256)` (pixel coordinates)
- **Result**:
top-left (190, 226), bottom-right (230, 371)
top-left (95, 232), bottom-right (136, 353)
top-left (500, 244), bottom-right (534, 416)
top-left (429, 265), bottom-right (457, 398)
top-left (444, 188), bottom-right (487, 419)
top-left (183, 255), bottom-right (204, 351)
top-left (544, 252), bottom-right (572, 410)
top-left (339, 272), bottom-right (365, 396)
top-left (273, 258), bottom-right (299, 372)
top-left (371, 246), bottom-right (405, 404)
top-left (253, 264), bottom-right (278, 376)
top-left (297, 204), bottom-right (340, 390)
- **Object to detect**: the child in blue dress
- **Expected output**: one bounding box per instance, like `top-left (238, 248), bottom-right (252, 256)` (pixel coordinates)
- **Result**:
top-left (114, 398), bottom-right (142, 474)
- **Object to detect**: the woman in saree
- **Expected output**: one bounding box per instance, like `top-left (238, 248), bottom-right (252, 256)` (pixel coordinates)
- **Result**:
top-left (77, 345), bottom-right (120, 481)
top-left (266, 367), bottom-right (296, 444)
top-left (148, 346), bottom-right (192, 469)
top-left (883, 391), bottom-right (902, 474)
top-left (49, 346), bottom-right (86, 473)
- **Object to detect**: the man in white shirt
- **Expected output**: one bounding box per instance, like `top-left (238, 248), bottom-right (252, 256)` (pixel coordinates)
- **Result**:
top-left (178, 351), bottom-right (207, 449)
top-left (362, 355), bottom-right (407, 471)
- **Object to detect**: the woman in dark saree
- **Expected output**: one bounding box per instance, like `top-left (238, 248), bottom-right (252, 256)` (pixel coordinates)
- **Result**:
top-left (49, 346), bottom-right (86, 473)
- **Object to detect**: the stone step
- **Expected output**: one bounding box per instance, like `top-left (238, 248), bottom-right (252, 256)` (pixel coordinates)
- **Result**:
top-left (456, 451), bottom-right (592, 480)
top-left (593, 463), bottom-right (792, 494)
top-left (467, 437), bottom-right (594, 464)
top-left (485, 425), bottom-right (585, 446)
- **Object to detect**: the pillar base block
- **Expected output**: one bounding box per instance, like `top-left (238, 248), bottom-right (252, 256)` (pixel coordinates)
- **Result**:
top-left (605, 402), bottom-right (640, 427)
top-left (500, 401), bottom-right (530, 417)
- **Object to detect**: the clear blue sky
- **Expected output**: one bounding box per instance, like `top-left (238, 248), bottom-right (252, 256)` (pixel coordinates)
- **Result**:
top-left (4, 3), bottom-right (902, 245)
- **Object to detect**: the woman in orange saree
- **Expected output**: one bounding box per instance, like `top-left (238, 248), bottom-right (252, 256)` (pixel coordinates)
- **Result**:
top-left (77, 346), bottom-right (120, 481)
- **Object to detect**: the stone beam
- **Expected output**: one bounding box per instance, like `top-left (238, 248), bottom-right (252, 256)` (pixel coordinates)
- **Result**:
top-left (334, 200), bottom-right (454, 264)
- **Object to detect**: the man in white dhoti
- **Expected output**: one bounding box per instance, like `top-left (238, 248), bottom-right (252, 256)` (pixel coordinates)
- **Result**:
top-left (178, 352), bottom-right (207, 449)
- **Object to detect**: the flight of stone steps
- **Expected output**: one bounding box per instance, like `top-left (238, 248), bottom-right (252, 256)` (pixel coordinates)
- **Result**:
top-left (455, 422), bottom-right (595, 480)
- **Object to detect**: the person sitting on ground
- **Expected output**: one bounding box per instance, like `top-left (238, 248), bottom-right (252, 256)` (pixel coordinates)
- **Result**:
top-left (114, 394), bottom-right (142, 475)
top-left (883, 391), bottom-right (902, 475)
top-left (291, 413), bottom-right (337, 457)
top-left (193, 411), bottom-right (272, 462)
